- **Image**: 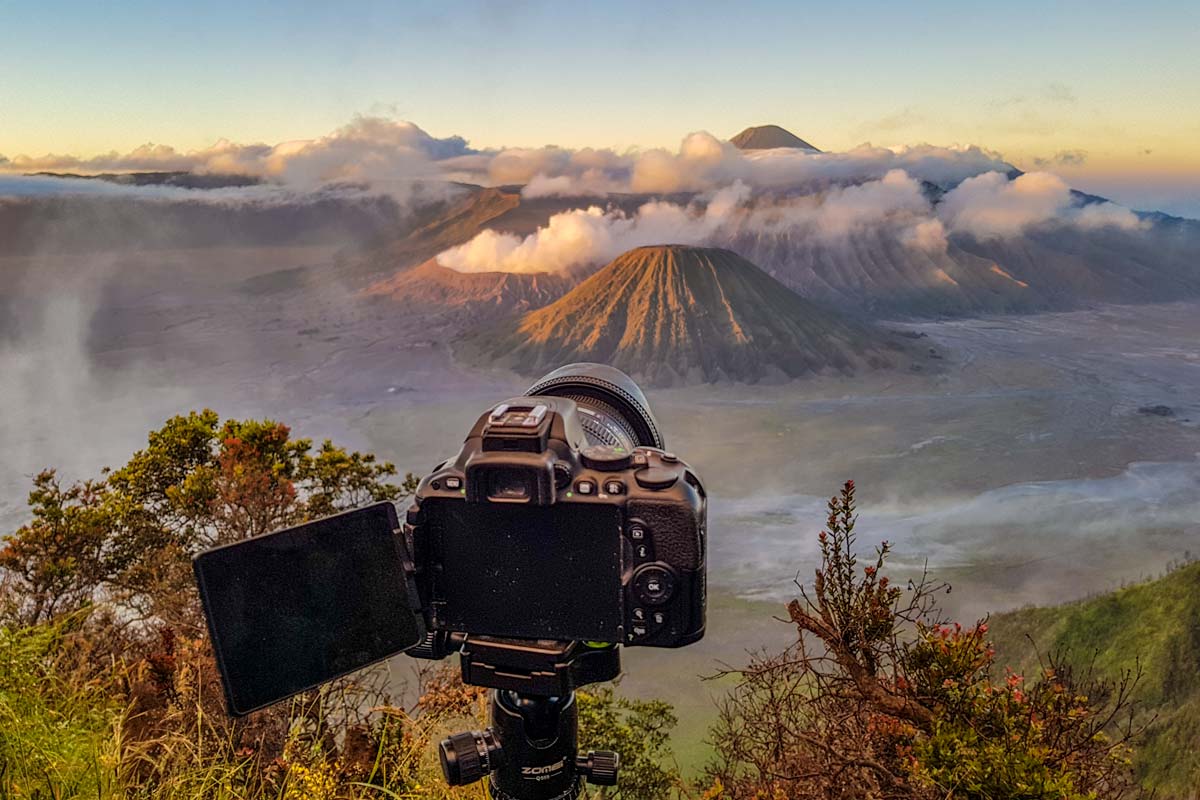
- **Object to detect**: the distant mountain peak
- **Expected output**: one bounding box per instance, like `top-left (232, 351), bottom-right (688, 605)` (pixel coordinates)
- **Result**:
top-left (458, 245), bottom-right (910, 385)
top-left (730, 125), bottom-right (820, 152)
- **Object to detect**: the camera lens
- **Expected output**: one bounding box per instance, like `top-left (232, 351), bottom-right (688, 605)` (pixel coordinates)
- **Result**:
top-left (526, 363), bottom-right (664, 451)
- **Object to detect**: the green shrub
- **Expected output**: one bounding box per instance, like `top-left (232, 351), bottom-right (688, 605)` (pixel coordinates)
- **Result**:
top-left (0, 618), bottom-right (118, 799)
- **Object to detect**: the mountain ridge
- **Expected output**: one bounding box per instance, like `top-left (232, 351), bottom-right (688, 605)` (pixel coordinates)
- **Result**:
top-left (364, 257), bottom-right (573, 315)
top-left (458, 244), bottom-right (918, 385)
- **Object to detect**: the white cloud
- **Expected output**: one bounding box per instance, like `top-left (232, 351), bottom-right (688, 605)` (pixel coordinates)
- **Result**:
top-left (1072, 201), bottom-right (1144, 231)
top-left (2, 117), bottom-right (474, 187)
top-left (511, 134), bottom-right (1012, 197)
top-left (440, 164), bottom-right (1148, 274)
top-left (744, 169), bottom-right (934, 240)
top-left (904, 218), bottom-right (950, 254)
top-left (438, 174), bottom-right (950, 273)
top-left (938, 171), bottom-right (1146, 238)
top-left (437, 182), bottom-right (751, 274)
top-left (938, 171), bottom-right (1070, 237)
top-left (4, 116), bottom-right (1017, 203)
top-left (4, 117), bottom-right (1148, 241)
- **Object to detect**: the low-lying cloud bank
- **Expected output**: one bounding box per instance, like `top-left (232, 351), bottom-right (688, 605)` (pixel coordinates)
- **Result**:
top-left (2, 117), bottom-right (474, 186)
top-left (939, 171), bottom-right (1141, 238)
top-left (437, 182), bottom-right (750, 274)
top-left (516, 133), bottom-right (1014, 196)
top-left (708, 456), bottom-right (1200, 620)
top-left (2, 117), bottom-right (1011, 199)
top-left (3, 116), bottom-right (1145, 265)
top-left (438, 168), bottom-right (1145, 274)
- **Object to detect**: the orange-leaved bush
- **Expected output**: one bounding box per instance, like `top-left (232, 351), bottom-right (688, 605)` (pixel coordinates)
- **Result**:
top-left (703, 480), bottom-right (1145, 800)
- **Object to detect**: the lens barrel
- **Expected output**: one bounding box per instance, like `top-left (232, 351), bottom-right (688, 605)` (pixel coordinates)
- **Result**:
top-left (526, 363), bottom-right (664, 451)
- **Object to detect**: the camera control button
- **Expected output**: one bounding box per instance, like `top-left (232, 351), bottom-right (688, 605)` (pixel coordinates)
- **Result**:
top-left (628, 524), bottom-right (646, 540)
top-left (652, 611), bottom-right (666, 625)
top-left (634, 565), bottom-right (675, 606)
top-left (444, 476), bottom-right (462, 490)
top-left (631, 625), bottom-right (649, 639)
top-left (581, 446), bottom-right (633, 471)
top-left (575, 480), bottom-right (596, 495)
top-left (631, 607), bottom-right (646, 622)
top-left (660, 451), bottom-right (679, 463)
top-left (634, 466), bottom-right (678, 490)
top-left (635, 544), bottom-right (650, 560)
top-left (603, 479), bottom-right (625, 495)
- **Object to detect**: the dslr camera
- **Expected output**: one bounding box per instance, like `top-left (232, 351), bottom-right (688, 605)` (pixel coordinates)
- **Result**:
top-left (194, 363), bottom-right (706, 716)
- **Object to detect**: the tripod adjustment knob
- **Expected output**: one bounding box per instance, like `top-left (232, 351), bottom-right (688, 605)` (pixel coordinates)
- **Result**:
top-left (439, 729), bottom-right (503, 786)
top-left (577, 749), bottom-right (620, 786)
top-left (406, 631), bottom-right (445, 661)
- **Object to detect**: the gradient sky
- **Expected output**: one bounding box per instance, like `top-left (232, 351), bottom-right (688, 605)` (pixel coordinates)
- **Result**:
top-left (3, 0), bottom-right (1198, 213)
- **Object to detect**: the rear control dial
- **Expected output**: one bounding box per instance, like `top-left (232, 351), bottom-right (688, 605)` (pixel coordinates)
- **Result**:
top-left (634, 466), bottom-right (678, 490)
top-left (581, 445), bottom-right (633, 471)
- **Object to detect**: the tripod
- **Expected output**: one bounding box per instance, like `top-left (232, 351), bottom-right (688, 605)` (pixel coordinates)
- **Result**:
top-left (419, 636), bottom-right (622, 799)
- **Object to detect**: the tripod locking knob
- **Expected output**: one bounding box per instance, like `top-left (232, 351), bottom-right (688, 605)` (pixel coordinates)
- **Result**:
top-left (576, 749), bottom-right (620, 786)
top-left (439, 729), bottom-right (503, 786)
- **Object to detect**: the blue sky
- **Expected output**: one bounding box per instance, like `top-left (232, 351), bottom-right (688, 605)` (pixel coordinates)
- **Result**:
top-left (2, 0), bottom-right (1198, 213)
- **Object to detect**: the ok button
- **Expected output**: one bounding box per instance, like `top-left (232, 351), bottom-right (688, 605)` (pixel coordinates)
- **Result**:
top-left (633, 565), bottom-right (675, 606)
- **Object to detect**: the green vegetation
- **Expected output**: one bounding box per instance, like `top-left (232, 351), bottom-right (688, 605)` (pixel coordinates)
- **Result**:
top-left (990, 561), bottom-right (1200, 796)
top-left (0, 619), bottom-right (118, 799)
top-left (702, 482), bottom-right (1144, 800)
top-left (0, 411), bottom-right (680, 800)
top-left (0, 409), bottom-right (1179, 798)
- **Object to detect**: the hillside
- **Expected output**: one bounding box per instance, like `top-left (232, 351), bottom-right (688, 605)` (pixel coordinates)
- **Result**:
top-left (363, 257), bottom-right (573, 315)
top-left (727, 217), bottom-right (1200, 316)
top-left (358, 181), bottom-right (1200, 319)
top-left (360, 186), bottom-right (523, 275)
top-left (458, 245), bottom-right (917, 385)
top-left (0, 192), bottom-right (408, 256)
top-left (364, 185), bottom-right (658, 276)
top-left (990, 562), bottom-right (1200, 797)
top-left (730, 124), bottom-right (820, 152)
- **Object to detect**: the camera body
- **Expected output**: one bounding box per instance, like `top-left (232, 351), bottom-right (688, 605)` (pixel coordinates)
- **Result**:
top-left (405, 396), bottom-right (706, 648)
top-left (193, 364), bottom-right (708, 716)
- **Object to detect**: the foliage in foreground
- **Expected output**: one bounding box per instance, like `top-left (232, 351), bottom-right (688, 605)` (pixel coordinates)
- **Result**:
top-left (0, 411), bottom-right (1161, 798)
top-left (703, 481), bottom-right (1146, 800)
top-left (0, 411), bottom-right (680, 799)
top-left (990, 559), bottom-right (1200, 797)
top-left (0, 616), bottom-right (677, 800)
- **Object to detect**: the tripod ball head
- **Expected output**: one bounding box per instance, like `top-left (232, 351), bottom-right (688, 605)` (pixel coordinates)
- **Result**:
top-left (439, 691), bottom-right (621, 799)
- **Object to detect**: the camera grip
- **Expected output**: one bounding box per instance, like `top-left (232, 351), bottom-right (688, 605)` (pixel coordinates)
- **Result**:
top-left (627, 499), bottom-right (702, 570)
